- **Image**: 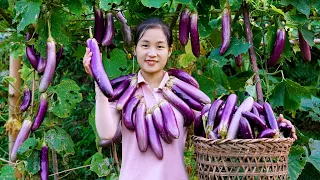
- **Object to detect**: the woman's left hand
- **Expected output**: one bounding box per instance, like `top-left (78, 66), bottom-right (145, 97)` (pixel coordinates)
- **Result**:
top-left (277, 114), bottom-right (297, 141)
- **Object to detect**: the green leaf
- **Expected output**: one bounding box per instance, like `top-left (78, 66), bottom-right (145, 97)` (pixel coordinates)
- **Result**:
top-left (17, 138), bottom-right (38, 159)
top-left (65, 0), bottom-right (83, 17)
top-left (0, 165), bottom-right (15, 180)
top-left (90, 152), bottom-right (112, 177)
top-left (51, 8), bottom-right (70, 47)
top-left (266, 25), bottom-right (278, 54)
top-left (228, 71), bottom-right (254, 92)
top-left (269, 79), bottom-right (311, 111)
top-left (300, 95), bottom-right (320, 111)
top-left (175, 0), bottom-right (192, 4)
top-left (99, 0), bottom-right (112, 11)
top-left (222, 37), bottom-right (250, 57)
top-left (270, 5), bottom-right (285, 16)
top-left (44, 127), bottom-right (75, 156)
top-left (178, 53), bottom-right (196, 68)
top-left (288, 145), bottom-right (307, 180)
top-left (48, 79), bottom-right (83, 118)
top-left (141, 0), bottom-right (168, 8)
top-left (281, 0), bottom-right (311, 16)
top-left (103, 48), bottom-right (127, 79)
top-left (208, 48), bottom-right (229, 67)
top-left (23, 150), bottom-right (40, 175)
top-left (307, 139), bottom-right (320, 172)
top-left (14, 0), bottom-right (41, 32)
top-left (300, 26), bottom-right (314, 46)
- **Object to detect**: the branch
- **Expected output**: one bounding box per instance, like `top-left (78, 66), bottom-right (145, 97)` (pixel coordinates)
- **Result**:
top-left (112, 143), bottom-right (120, 172)
top-left (242, 1), bottom-right (264, 104)
top-left (49, 165), bottom-right (91, 177)
top-left (52, 149), bottom-right (59, 180)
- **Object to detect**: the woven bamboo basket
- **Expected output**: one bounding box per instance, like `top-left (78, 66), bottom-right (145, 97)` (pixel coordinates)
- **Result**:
top-left (192, 135), bottom-right (295, 180)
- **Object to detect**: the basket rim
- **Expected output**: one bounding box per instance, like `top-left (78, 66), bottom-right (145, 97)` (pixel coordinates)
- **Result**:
top-left (191, 135), bottom-right (295, 145)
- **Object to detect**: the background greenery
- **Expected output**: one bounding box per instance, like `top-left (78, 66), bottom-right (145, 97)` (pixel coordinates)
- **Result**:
top-left (0, 0), bottom-right (319, 179)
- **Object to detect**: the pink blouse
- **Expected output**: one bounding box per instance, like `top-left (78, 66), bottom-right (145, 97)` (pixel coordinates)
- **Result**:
top-left (95, 70), bottom-right (189, 180)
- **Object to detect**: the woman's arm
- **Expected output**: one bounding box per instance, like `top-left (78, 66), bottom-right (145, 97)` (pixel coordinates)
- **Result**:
top-left (84, 47), bottom-right (120, 140)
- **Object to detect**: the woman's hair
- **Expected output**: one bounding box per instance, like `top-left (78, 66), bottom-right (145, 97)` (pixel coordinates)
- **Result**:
top-left (134, 18), bottom-right (173, 46)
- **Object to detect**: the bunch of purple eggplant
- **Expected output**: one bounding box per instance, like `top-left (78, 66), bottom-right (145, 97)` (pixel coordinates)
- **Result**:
top-left (195, 93), bottom-right (293, 140)
top-left (179, 8), bottom-right (200, 57)
top-left (103, 69), bottom-right (211, 159)
top-left (94, 7), bottom-right (131, 46)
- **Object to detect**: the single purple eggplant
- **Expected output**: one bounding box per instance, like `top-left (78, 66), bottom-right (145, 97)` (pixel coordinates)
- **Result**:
top-left (20, 88), bottom-right (31, 112)
top-left (94, 7), bottom-right (104, 44)
top-left (268, 29), bottom-right (286, 66)
top-left (253, 101), bottom-right (263, 113)
top-left (40, 145), bottom-right (49, 180)
top-left (146, 109), bottom-right (163, 160)
top-left (39, 36), bottom-right (56, 93)
top-left (31, 93), bottom-right (48, 131)
top-left (238, 117), bottom-right (254, 139)
top-left (110, 74), bottom-right (135, 88)
top-left (189, 13), bottom-right (200, 57)
top-left (242, 111), bottom-right (268, 130)
top-left (218, 94), bottom-right (237, 139)
top-left (194, 111), bottom-right (204, 137)
top-left (179, 8), bottom-right (191, 46)
top-left (219, 7), bottom-right (231, 55)
top-left (159, 100), bottom-right (180, 139)
top-left (116, 77), bottom-right (137, 110)
top-left (171, 85), bottom-right (203, 111)
top-left (298, 30), bottom-right (311, 62)
top-left (169, 77), bottom-right (211, 104)
top-left (152, 105), bottom-right (172, 144)
top-left (251, 106), bottom-right (260, 117)
top-left (263, 102), bottom-right (279, 132)
top-left (115, 11), bottom-right (131, 45)
top-left (122, 95), bottom-right (141, 130)
top-left (167, 68), bottom-right (199, 89)
top-left (86, 38), bottom-right (114, 98)
top-left (135, 102), bottom-right (148, 152)
top-left (108, 78), bottom-right (131, 102)
top-left (235, 54), bottom-right (242, 67)
top-left (101, 12), bottom-right (115, 47)
top-left (10, 119), bottom-right (32, 162)
top-left (207, 99), bottom-right (224, 131)
top-left (55, 47), bottom-right (64, 66)
top-left (257, 128), bottom-right (277, 138)
top-left (162, 87), bottom-right (194, 127)
top-left (37, 55), bottom-right (46, 74)
top-left (278, 122), bottom-right (292, 138)
top-left (227, 96), bottom-right (254, 139)
top-left (25, 32), bottom-right (38, 70)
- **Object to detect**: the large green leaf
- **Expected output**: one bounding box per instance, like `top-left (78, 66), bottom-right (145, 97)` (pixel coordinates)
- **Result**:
top-left (221, 37), bottom-right (250, 57)
top-left (48, 79), bottom-right (83, 118)
top-left (300, 26), bottom-right (315, 47)
top-left (281, 0), bottom-right (311, 17)
top-left (23, 150), bottom-right (40, 175)
top-left (17, 138), bottom-right (38, 159)
top-left (100, 0), bottom-right (122, 11)
top-left (300, 96), bottom-right (320, 111)
top-left (44, 127), bottom-right (75, 156)
top-left (65, 0), bottom-right (83, 17)
top-left (288, 145), bottom-right (307, 180)
top-left (269, 79), bottom-right (311, 111)
top-left (307, 139), bottom-right (320, 172)
top-left (90, 152), bottom-right (112, 177)
top-left (14, 0), bottom-right (41, 32)
top-left (103, 48), bottom-right (128, 79)
top-left (178, 53), bottom-right (197, 68)
top-left (208, 48), bottom-right (229, 67)
top-left (175, 0), bottom-right (192, 4)
top-left (141, 0), bottom-right (168, 8)
top-left (0, 165), bottom-right (15, 180)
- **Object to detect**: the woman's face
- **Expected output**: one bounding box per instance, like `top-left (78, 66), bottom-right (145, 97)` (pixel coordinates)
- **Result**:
top-left (134, 28), bottom-right (172, 75)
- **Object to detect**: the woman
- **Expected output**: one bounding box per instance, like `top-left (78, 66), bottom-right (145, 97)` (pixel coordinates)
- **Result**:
top-left (83, 18), bottom-right (297, 180)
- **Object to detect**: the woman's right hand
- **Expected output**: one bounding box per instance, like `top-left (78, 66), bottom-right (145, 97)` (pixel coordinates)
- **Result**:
top-left (83, 47), bottom-right (93, 76)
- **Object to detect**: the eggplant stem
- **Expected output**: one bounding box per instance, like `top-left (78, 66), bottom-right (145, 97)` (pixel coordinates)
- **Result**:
top-left (88, 26), bottom-right (93, 39)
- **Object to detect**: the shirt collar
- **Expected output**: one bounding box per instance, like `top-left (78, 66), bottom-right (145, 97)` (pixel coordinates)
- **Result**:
top-left (137, 70), bottom-right (170, 89)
